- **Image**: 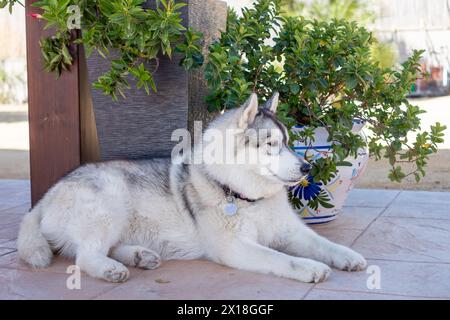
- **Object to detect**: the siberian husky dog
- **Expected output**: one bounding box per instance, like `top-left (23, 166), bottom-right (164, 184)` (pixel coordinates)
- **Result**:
top-left (17, 93), bottom-right (366, 283)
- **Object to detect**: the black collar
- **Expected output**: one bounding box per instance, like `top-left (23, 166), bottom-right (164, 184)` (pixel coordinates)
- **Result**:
top-left (200, 167), bottom-right (264, 203)
top-left (221, 185), bottom-right (263, 203)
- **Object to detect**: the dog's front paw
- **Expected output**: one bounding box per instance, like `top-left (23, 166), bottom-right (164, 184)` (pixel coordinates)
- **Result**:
top-left (103, 263), bottom-right (130, 283)
top-left (291, 260), bottom-right (332, 283)
top-left (331, 246), bottom-right (367, 272)
top-left (134, 248), bottom-right (161, 270)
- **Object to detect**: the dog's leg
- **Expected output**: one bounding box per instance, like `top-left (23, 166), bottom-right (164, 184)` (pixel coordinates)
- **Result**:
top-left (110, 245), bottom-right (161, 270)
top-left (281, 217), bottom-right (367, 271)
top-left (215, 238), bottom-right (331, 283)
top-left (76, 248), bottom-right (130, 283)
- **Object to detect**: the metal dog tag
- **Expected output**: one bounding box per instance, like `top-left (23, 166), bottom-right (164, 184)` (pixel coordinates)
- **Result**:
top-left (224, 196), bottom-right (238, 216)
top-left (224, 203), bottom-right (238, 216)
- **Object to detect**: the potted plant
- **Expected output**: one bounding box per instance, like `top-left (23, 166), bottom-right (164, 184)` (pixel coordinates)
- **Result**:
top-left (204, 0), bottom-right (446, 223)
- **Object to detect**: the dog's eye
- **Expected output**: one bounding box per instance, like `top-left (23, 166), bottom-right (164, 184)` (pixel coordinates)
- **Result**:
top-left (266, 141), bottom-right (281, 155)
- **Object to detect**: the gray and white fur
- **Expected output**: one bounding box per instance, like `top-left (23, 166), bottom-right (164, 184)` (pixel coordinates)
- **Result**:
top-left (17, 93), bottom-right (366, 283)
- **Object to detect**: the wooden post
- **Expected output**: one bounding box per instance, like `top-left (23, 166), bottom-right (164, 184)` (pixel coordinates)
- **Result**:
top-left (26, 0), bottom-right (81, 206)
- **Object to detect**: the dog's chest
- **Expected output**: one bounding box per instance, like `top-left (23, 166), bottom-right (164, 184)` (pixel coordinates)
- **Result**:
top-left (219, 199), bottom-right (284, 242)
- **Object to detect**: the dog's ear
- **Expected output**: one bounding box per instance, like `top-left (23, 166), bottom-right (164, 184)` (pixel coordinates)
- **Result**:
top-left (238, 93), bottom-right (259, 129)
top-left (263, 92), bottom-right (279, 113)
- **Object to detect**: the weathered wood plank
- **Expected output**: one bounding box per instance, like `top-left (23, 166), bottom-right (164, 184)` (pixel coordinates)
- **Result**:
top-left (26, 0), bottom-right (81, 205)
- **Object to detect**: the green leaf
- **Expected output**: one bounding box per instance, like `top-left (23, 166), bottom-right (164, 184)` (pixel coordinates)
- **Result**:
top-left (336, 161), bottom-right (353, 167)
top-left (345, 77), bottom-right (357, 90)
top-left (7, 0), bottom-right (199, 99)
top-left (290, 83), bottom-right (300, 95)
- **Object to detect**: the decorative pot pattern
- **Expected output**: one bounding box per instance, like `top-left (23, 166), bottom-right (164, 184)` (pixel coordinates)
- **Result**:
top-left (290, 121), bottom-right (369, 224)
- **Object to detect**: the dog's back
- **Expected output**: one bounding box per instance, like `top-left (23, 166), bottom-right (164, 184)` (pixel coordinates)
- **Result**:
top-left (17, 158), bottom-right (202, 268)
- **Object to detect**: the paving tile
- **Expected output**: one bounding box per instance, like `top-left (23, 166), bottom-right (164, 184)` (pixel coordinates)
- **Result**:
top-left (0, 238), bottom-right (16, 245)
top-left (0, 239), bottom-right (16, 250)
top-left (345, 189), bottom-right (400, 208)
top-left (0, 203), bottom-right (30, 215)
top-left (316, 259), bottom-right (450, 299)
top-left (0, 200), bottom-right (29, 212)
top-left (0, 223), bottom-right (19, 240)
top-left (382, 202), bottom-right (450, 220)
top-left (0, 179), bottom-right (30, 191)
top-left (0, 251), bottom-right (81, 274)
top-left (304, 288), bottom-right (435, 300)
top-left (0, 251), bottom-right (22, 268)
top-left (0, 268), bottom-right (122, 300)
top-left (0, 180), bottom-right (30, 194)
top-left (311, 227), bottom-right (363, 247)
top-left (0, 197), bottom-right (30, 212)
top-left (318, 206), bottom-right (384, 230)
top-left (352, 217), bottom-right (450, 263)
top-left (0, 180), bottom-right (31, 211)
top-left (0, 204), bottom-right (28, 231)
top-left (0, 214), bottom-right (22, 228)
top-left (393, 190), bottom-right (450, 206)
top-left (96, 260), bottom-right (313, 300)
top-left (0, 181), bottom-right (448, 300)
top-left (0, 248), bottom-right (15, 256)
top-left (309, 206), bottom-right (383, 248)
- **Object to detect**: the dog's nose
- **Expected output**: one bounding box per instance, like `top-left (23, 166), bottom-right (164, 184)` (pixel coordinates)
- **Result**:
top-left (300, 163), bottom-right (312, 175)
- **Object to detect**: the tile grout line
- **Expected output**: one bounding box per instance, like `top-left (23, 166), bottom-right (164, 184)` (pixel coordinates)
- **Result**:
top-left (0, 238), bottom-right (17, 246)
top-left (344, 205), bottom-right (387, 209)
top-left (89, 270), bottom-right (147, 300)
top-left (306, 191), bottom-right (402, 299)
top-left (89, 284), bottom-right (123, 300)
top-left (312, 287), bottom-right (450, 300)
top-left (0, 265), bottom-right (72, 275)
top-left (0, 223), bottom-right (21, 232)
top-left (349, 190), bottom-right (402, 248)
top-left (364, 257), bottom-right (450, 265)
top-left (379, 215), bottom-right (450, 221)
top-left (0, 202), bottom-right (31, 215)
top-left (300, 284), bottom-right (316, 300)
top-left (0, 249), bottom-right (16, 257)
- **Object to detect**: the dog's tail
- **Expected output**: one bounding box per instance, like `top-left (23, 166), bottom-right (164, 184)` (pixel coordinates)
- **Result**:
top-left (17, 205), bottom-right (53, 268)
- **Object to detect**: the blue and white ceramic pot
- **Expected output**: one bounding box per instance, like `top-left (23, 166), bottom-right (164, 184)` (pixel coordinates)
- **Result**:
top-left (290, 121), bottom-right (369, 224)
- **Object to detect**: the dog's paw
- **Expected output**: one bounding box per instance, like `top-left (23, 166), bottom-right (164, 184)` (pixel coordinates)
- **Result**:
top-left (309, 263), bottom-right (331, 283)
top-left (103, 263), bottom-right (130, 283)
top-left (292, 260), bottom-right (332, 283)
top-left (134, 249), bottom-right (161, 270)
top-left (331, 247), bottom-right (367, 272)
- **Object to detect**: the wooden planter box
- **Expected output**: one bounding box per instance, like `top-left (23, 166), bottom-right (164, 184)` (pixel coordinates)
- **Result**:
top-left (26, 0), bottom-right (227, 205)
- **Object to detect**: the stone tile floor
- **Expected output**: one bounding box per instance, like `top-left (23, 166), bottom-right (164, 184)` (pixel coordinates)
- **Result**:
top-left (0, 179), bottom-right (449, 300)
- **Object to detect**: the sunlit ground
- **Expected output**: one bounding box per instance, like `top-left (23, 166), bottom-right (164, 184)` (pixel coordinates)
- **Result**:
top-left (357, 96), bottom-right (450, 192)
top-left (0, 104), bottom-right (29, 179)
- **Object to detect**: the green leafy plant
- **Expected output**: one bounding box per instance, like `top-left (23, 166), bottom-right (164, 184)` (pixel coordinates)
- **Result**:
top-left (205, 0), bottom-right (446, 209)
top-left (291, 0), bottom-right (375, 25)
top-left (3, 0), bottom-right (203, 100)
top-left (282, 0), bottom-right (399, 77)
top-left (0, 0), bottom-right (22, 13)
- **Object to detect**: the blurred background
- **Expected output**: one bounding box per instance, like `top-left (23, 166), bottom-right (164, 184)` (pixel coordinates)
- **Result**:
top-left (0, 0), bottom-right (449, 190)
top-left (0, 5), bottom-right (28, 180)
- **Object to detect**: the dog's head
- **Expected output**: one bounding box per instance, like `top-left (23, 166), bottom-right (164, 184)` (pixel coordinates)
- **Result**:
top-left (201, 93), bottom-right (311, 193)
